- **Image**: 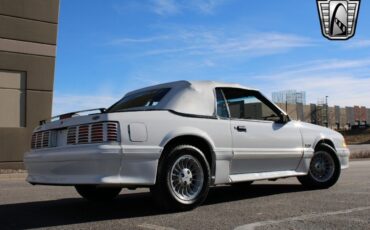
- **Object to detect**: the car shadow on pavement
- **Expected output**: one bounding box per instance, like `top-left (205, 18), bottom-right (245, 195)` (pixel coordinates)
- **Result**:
top-left (204, 184), bottom-right (311, 205)
top-left (0, 184), bottom-right (312, 229)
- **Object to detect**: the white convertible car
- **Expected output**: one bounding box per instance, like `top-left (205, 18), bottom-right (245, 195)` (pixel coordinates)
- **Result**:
top-left (24, 81), bottom-right (350, 210)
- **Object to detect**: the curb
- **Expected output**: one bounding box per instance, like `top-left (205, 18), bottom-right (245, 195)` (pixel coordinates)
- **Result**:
top-left (0, 173), bottom-right (27, 180)
top-left (350, 158), bottom-right (370, 161)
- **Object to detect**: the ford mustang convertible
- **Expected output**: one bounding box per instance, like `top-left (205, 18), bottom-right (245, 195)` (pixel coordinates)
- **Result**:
top-left (24, 81), bottom-right (350, 210)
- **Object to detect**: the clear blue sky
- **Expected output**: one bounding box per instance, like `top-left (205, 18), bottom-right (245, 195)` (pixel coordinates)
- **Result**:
top-left (54, 0), bottom-right (370, 115)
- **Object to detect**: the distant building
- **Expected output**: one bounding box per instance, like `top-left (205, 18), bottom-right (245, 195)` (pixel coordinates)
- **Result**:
top-left (274, 102), bottom-right (369, 130)
top-left (272, 90), bottom-right (306, 105)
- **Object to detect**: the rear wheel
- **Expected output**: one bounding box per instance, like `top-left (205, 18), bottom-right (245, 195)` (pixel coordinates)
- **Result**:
top-left (150, 145), bottom-right (211, 210)
top-left (297, 144), bottom-right (340, 189)
top-left (75, 185), bottom-right (122, 202)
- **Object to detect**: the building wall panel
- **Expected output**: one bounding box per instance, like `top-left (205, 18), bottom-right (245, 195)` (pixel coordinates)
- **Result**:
top-left (0, 0), bottom-right (59, 23)
top-left (0, 90), bottom-right (52, 162)
top-left (0, 89), bottom-right (26, 127)
top-left (0, 15), bottom-right (57, 45)
top-left (0, 51), bottom-right (55, 91)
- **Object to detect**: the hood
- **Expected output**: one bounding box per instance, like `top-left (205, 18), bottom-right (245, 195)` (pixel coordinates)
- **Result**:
top-left (298, 121), bottom-right (339, 134)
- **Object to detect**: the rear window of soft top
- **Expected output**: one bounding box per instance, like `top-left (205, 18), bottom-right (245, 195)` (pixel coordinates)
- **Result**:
top-left (107, 88), bottom-right (171, 112)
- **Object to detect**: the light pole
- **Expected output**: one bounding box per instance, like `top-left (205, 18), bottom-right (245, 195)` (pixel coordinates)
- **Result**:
top-left (326, 96), bottom-right (329, 127)
top-left (295, 92), bottom-right (298, 120)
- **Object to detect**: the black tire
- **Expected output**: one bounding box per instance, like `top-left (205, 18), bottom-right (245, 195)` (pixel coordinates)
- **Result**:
top-left (75, 185), bottom-right (122, 202)
top-left (297, 144), bottom-right (341, 189)
top-left (150, 145), bottom-right (211, 211)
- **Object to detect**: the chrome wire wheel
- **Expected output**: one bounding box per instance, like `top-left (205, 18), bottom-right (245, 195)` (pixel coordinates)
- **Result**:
top-left (309, 151), bottom-right (335, 183)
top-left (168, 154), bottom-right (204, 202)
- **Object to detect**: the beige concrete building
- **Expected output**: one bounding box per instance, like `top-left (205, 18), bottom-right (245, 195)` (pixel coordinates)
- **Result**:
top-left (0, 0), bottom-right (59, 169)
top-left (276, 103), bottom-right (369, 130)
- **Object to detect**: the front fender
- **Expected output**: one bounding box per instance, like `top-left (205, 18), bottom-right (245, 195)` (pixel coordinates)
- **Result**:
top-left (312, 134), bottom-right (336, 150)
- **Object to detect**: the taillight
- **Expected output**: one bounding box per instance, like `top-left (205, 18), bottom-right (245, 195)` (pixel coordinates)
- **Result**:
top-left (31, 133), bottom-right (36, 148)
top-left (31, 131), bottom-right (51, 149)
top-left (67, 126), bottom-right (77, 144)
top-left (42, 131), bottom-right (50, 148)
top-left (66, 122), bottom-right (120, 145)
top-left (31, 122), bottom-right (120, 149)
top-left (36, 132), bottom-right (42, 149)
top-left (91, 123), bottom-right (104, 142)
top-left (107, 122), bottom-right (119, 142)
top-left (78, 125), bottom-right (89, 144)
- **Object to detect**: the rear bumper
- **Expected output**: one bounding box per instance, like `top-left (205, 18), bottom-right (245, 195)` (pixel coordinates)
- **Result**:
top-left (24, 144), bottom-right (162, 186)
top-left (337, 147), bottom-right (350, 169)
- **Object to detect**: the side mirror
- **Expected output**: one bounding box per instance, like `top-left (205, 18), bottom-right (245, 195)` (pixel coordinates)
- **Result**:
top-left (279, 113), bottom-right (289, 123)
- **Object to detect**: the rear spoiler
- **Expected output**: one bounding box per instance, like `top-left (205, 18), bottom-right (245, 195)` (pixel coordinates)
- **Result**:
top-left (39, 108), bottom-right (106, 125)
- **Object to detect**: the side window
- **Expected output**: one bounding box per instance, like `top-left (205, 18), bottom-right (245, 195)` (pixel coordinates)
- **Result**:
top-left (222, 88), bottom-right (280, 121)
top-left (216, 89), bottom-right (229, 118)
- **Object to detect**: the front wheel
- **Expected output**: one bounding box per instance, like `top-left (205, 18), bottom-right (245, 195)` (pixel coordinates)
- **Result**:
top-left (297, 144), bottom-right (340, 189)
top-left (75, 185), bottom-right (122, 202)
top-left (150, 145), bottom-right (211, 210)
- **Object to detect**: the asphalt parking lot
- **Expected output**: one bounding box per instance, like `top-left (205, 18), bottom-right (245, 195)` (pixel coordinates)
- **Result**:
top-left (0, 160), bottom-right (369, 230)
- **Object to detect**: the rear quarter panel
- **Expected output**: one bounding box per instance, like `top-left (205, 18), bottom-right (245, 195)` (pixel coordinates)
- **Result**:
top-left (107, 110), bottom-right (233, 184)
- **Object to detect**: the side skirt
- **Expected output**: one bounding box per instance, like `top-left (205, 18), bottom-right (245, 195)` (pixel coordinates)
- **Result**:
top-left (229, 170), bottom-right (307, 183)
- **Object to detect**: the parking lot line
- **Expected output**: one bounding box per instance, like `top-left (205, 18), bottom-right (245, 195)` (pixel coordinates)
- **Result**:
top-left (138, 223), bottom-right (176, 230)
top-left (234, 206), bottom-right (370, 230)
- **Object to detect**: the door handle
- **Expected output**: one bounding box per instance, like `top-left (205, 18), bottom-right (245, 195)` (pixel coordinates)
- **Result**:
top-left (235, 125), bottom-right (247, 132)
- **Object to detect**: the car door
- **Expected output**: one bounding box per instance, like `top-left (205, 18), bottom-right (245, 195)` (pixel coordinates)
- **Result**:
top-left (219, 88), bottom-right (303, 174)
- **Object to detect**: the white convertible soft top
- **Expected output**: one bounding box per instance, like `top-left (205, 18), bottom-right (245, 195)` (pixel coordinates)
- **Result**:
top-left (124, 80), bottom-right (257, 117)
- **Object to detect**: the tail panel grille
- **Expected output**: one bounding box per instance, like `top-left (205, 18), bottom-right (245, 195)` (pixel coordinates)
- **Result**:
top-left (78, 125), bottom-right (89, 144)
top-left (67, 127), bottom-right (77, 144)
top-left (42, 131), bottom-right (50, 148)
top-left (31, 133), bottom-right (36, 149)
top-left (107, 122), bottom-right (119, 142)
top-left (31, 121), bottom-right (120, 149)
top-left (36, 132), bottom-right (43, 149)
top-left (91, 123), bottom-right (104, 143)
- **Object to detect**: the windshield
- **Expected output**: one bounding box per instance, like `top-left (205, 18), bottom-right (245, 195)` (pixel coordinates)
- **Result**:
top-left (107, 88), bottom-right (171, 112)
